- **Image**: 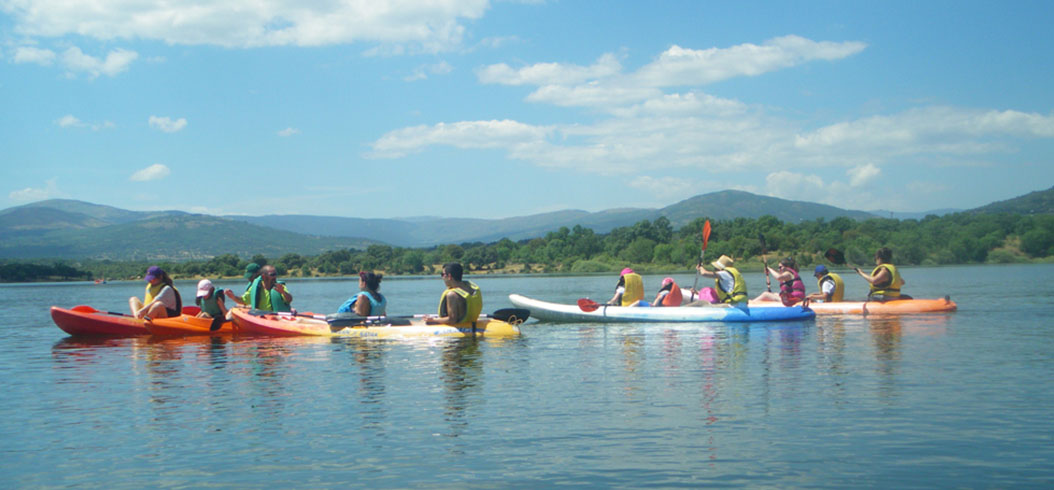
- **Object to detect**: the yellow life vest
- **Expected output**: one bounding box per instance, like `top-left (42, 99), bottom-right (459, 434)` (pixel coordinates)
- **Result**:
top-left (869, 264), bottom-right (902, 298)
top-left (439, 281), bottom-right (483, 324)
top-left (621, 273), bottom-right (644, 306)
top-left (817, 272), bottom-right (845, 302)
top-left (144, 282), bottom-right (164, 304)
top-left (715, 267), bottom-right (748, 304)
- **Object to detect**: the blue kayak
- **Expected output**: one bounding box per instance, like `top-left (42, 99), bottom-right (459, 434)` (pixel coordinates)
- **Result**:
top-left (509, 294), bottom-right (815, 323)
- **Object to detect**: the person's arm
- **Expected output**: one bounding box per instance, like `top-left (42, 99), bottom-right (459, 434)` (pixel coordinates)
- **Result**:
top-left (697, 265), bottom-right (717, 278)
top-left (855, 267), bottom-right (890, 286)
top-left (426, 291), bottom-right (464, 325)
top-left (225, 288), bottom-right (246, 306)
top-left (216, 294), bottom-right (228, 317)
top-left (353, 295), bottom-right (371, 316)
top-left (274, 282), bottom-right (292, 304)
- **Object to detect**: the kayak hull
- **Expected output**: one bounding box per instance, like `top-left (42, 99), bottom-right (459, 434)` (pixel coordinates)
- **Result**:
top-left (508, 294), bottom-right (815, 323)
top-left (145, 314), bottom-right (233, 336)
top-left (51, 306), bottom-right (149, 336)
top-left (785, 297), bottom-right (957, 315)
top-left (230, 308), bottom-right (521, 338)
top-left (51, 305), bottom-right (204, 336)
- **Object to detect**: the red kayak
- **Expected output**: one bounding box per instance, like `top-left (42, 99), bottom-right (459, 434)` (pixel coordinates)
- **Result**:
top-left (51, 305), bottom-right (201, 337)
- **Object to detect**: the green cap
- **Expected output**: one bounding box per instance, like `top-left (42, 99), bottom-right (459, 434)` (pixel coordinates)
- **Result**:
top-left (244, 263), bottom-right (261, 279)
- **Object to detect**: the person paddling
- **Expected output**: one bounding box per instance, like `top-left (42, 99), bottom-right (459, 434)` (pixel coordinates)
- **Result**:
top-left (129, 265), bottom-right (182, 319)
top-left (696, 255), bottom-right (748, 305)
top-left (606, 268), bottom-right (644, 306)
top-left (753, 257), bottom-right (806, 305)
top-left (425, 263), bottom-right (482, 326)
top-left (338, 271), bottom-right (387, 316)
top-left (855, 247), bottom-right (908, 302)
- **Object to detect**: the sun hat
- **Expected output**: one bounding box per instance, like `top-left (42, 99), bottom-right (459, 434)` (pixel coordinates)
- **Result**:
top-left (711, 255), bottom-right (734, 270)
top-left (196, 279), bottom-right (214, 298)
top-left (621, 267), bottom-right (635, 276)
top-left (144, 265), bottom-right (163, 281)
top-left (814, 265), bottom-right (829, 276)
top-left (244, 263), bottom-right (261, 279)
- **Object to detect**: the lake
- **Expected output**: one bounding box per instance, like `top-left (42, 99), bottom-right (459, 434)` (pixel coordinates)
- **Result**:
top-left (2, 264), bottom-right (1052, 488)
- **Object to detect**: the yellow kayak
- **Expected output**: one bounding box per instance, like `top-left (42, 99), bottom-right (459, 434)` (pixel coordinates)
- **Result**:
top-left (230, 308), bottom-right (527, 339)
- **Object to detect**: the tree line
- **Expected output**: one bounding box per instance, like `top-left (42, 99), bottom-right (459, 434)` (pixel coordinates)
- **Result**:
top-left (2, 212), bottom-right (1052, 283)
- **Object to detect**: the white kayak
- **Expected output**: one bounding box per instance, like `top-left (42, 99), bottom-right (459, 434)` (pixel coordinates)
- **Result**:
top-left (508, 294), bottom-right (816, 323)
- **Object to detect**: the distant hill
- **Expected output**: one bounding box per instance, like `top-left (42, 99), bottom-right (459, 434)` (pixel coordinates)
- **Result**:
top-left (2, 187), bottom-right (1047, 260)
top-left (967, 186), bottom-right (1054, 215)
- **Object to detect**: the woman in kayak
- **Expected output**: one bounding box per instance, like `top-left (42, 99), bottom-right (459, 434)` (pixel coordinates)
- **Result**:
top-left (753, 257), bottom-right (806, 305)
top-left (696, 255), bottom-right (748, 305)
top-left (129, 265), bottom-right (182, 319)
top-left (338, 271), bottom-right (387, 316)
top-left (649, 277), bottom-right (683, 306)
top-left (195, 279), bottom-right (229, 319)
top-left (607, 268), bottom-right (644, 306)
top-left (855, 247), bottom-right (908, 301)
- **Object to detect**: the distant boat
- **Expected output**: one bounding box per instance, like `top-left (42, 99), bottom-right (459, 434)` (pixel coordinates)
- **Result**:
top-left (93, 278), bottom-right (107, 284)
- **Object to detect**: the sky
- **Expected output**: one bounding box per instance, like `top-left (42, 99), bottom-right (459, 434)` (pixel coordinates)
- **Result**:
top-left (2, 0), bottom-right (1052, 220)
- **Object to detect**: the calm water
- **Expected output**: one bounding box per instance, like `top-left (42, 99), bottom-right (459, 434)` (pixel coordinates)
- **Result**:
top-left (2, 265), bottom-right (1052, 488)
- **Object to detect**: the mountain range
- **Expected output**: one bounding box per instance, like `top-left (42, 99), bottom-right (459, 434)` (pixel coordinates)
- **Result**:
top-left (1, 187), bottom-right (1049, 261)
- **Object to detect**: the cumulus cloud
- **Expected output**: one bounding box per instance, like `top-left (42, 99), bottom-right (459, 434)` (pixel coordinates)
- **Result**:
top-left (9, 179), bottom-right (65, 202)
top-left (13, 46), bottom-right (55, 65)
top-left (277, 127), bottom-right (300, 137)
top-left (148, 116), bottom-right (187, 133)
top-left (59, 47), bottom-right (138, 78)
top-left (130, 164), bottom-right (171, 182)
top-left (477, 53), bottom-right (622, 86)
top-left (405, 61), bottom-right (454, 81)
top-left (55, 114), bottom-right (115, 130)
top-left (847, 164), bottom-right (881, 187)
top-left (4, 0), bottom-right (489, 51)
top-left (370, 120), bottom-right (551, 158)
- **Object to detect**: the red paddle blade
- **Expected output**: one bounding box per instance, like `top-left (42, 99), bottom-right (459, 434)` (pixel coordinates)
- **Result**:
top-left (702, 220), bottom-right (711, 250)
top-left (577, 298), bottom-right (601, 312)
top-left (72, 305), bottom-right (99, 313)
top-left (824, 248), bottom-right (846, 265)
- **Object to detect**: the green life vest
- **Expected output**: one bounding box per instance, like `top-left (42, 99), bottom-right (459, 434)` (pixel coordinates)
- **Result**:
top-left (715, 266), bottom-right (748, 304)
top-left (817, 272), bottom-right (845, 302)
top-left (247, 276), bottom-right (292, 312)
top-left (869, 264), bottom-right (902, 298)
top-left (196, 288), bottom-right (225, 317)
top-left (438, 281), bottom-right (483, 324)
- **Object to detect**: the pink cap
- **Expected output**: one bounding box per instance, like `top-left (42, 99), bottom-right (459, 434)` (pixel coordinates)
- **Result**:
top-left (621, 268), bottom-right (634, 276)
top-left (661, 277), bottom-right (674, 287)
top-left (196, 279), bottom-right (214, 298)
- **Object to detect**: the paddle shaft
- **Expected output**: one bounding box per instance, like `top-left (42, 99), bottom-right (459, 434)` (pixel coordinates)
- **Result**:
top-left (691, 220), bottom-right (712, 300)
top-left (759, 233), bottom-right (772, 292)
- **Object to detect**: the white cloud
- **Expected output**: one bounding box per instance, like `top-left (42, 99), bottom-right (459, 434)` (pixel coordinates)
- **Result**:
top-left (847, 164), bottom-right (881, 187)
top-left (405, 61), bottom-right (454, 81)
top-left (370, 120), bottom-right (551, 158)
top-left (477, 53), bottom-right (622, 86)
top-left (13, 46), bottom-right (55, 65)
top-left (9, 178), bottom-right (65, 202)
top-left (130, 164), bottom-right (171, 182)
top-left (278, 127), bottom-right (300, 137)
top-left (148, 116), bottom-right (187, 133)
top-left (4, 0), bottom-right (490, 51)
top-left (55, 114), bottom-right (115, 130)
top-left (59, 47), bottom-right (138, 78)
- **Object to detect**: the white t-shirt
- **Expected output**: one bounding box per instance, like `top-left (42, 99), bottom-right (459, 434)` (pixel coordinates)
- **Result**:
top-left (716, 271), bottom-right (735, 293)
top-left (820, 277), bottom-right (836, 296)
top-left (154, 285), bottom-right (178, 310)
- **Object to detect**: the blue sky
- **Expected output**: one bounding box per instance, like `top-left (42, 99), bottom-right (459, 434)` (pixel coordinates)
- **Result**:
top-left (2, 0), bottom-right (1052, 220)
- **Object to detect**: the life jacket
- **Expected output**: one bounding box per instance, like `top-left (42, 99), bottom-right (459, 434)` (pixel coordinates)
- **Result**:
top-left (438, 281), bottom-right (482, 324)
top-left (145, 282), bottom-right (182, 316)
top-left (621, 273), bottom-right (644, 307)
top-left (715, 267), bottom-right (748, 304)
top-left (196, 288), bottom-right (226, 317)
top-left (779, 267), bottom-right (806, 305)
top-left (350, 290), bottom-right (387, 316)
top-left (248, 276), bottom-right (292, 312)
top-left (660, 281), bottom-right (683, 306)
top-left (816, 272), bottom-right (845, 302)
top-left (869, 264), bottom-right (902, 298)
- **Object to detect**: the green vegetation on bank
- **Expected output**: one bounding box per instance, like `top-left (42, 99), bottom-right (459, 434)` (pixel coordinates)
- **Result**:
top-left (3, 212), bottom-right (1053, 283)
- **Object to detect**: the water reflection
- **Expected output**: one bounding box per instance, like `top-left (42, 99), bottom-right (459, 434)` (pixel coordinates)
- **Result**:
top-left (440, 338), bottom-right (482, 445)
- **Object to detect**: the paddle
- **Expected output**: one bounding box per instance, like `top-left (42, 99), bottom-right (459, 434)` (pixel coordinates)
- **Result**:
top-left (577, 298), bottom-right (604, 312)
top-left (489, 308), bottom-right (531, 324)
top-left (690, 220), bottom-right (712, 300)
top-left (73, 305), bottom-right (135, 317)
top-left (824, 248), bottom-right (846, 266)
top-left (758, 232), bottom-right (772, 292)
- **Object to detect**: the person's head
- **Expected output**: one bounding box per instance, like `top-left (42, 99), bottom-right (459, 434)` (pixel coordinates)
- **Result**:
top-left (621, 267), bottom-right (634, 276)
top-left (814, 265), bottom-right (828, 278)
top-left (260, 265), bottom-right (278, 284)
top-left (145, 265), bottom-right (171, 286)
top-left (779, 257), bottom-right (797, 270)
top-left (712, 255), bottom-right (734, 271)
top-left (244, 263), bottom-right (261, 280)
top-left (196, 279), bottom-right (215, 298)
top-left (660, 277), bottom-right (675, 291)
top-left (875, 247), bottom-right (893, 264)
top-left (442, 263), bottom-right (464, 282)
top-left (359, 271), bottom-right (383, 291)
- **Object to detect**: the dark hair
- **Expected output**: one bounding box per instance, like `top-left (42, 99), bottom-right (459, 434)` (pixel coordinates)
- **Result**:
top-left (779, 257), bottom-right (797, 270)
top-left (359, 271), bottom-right (383, 292)
top-left (876, 247), bottom-right (893, 263)
top-left (443, 263), bottom-right (464, 281)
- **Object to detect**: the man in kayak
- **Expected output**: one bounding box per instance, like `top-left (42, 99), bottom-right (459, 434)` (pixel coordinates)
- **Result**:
top-left (806, 265), bottom-right (844, 303)
top-left (694, 255), bottom-right (748, 305)
top-left (129, 265), bottom-right (182, 319)
top-left (855, 247), bottom-right (909, 302)
top-left (242, 265), bottom-right (293, 312)
top-left (425, 262), bottom-right (482, 325)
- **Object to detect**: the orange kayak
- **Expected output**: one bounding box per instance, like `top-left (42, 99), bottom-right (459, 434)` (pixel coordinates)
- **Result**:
top-left (145, 314), bottom-right (233, 336)
top-left (750, 297), bottom-right (957, 315)
top-left (51, 305), bottom-right (203, 336)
